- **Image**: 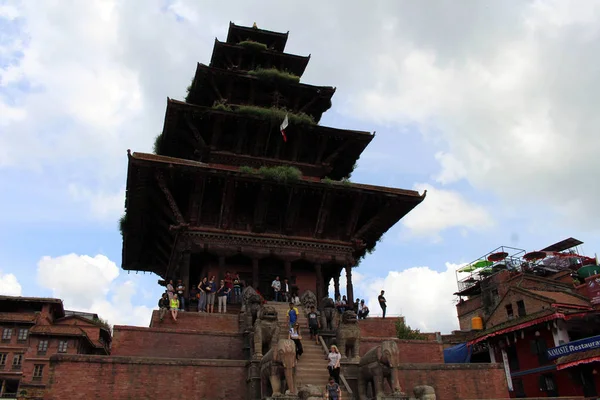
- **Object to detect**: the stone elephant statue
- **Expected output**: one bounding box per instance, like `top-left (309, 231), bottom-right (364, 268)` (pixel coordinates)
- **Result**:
top-left (242, 287), bottom-right (262, 332)
top-left (253, 305), bottom-right (280, 359)
top-left (358, 340), bottom-right (404, 400)
top-left (260, 339), bottom-right (298, 397)
top-left (320, 297), bottom-right (337, 331)
top-left (336, 310), bottom-right (360, 359)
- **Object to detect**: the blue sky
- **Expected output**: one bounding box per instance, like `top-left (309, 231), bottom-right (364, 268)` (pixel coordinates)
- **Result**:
top-left (2, 0), bottom-right (600, 332)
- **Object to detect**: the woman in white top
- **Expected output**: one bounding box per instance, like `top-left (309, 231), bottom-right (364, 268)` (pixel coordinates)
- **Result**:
top-left (166, 280), bottom-right (175, 300)
top-left (289, 322), bottom-right (303, 359)
top-left (327, 345), bottom-right (342, 384)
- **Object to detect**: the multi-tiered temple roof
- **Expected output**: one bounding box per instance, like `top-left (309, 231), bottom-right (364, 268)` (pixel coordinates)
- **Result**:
top-left (121, 23), bottom-right (425, 282)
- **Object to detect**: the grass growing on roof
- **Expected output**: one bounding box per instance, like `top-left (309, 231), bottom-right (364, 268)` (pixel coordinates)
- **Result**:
top-left (153, 133), bottom-right (165, 155)
top-left (238, 40), bottom-right (268, 52)
top-left (248, 67), bottom-right (300, 84)
top-left (212, 102), bottom-right (232, 112)
top-left (236, 105), bottom-right (315, 125)
top-left (118, 213), bottom-right (127, 237)
top-left (238, 165), bottom-right (302, 183)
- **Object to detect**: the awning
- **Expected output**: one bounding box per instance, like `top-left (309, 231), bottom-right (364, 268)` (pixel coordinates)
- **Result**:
top-left (443, 343), bottom-right (472, 364)
top-left (458, 260), bottom-right (493, 273)
top-left (556, 348), bottom-right (600, 371)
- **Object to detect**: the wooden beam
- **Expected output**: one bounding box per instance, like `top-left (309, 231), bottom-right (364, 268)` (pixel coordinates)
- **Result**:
top-left (314, 191), bottom-right (334, 238)
top-left (189, 176), bottom-right (206, 225)
top-left (253, 184), bottom-right (271, 233)
top-left (218, 178), bottom-right (236, 229)
top-left (315, 136), bottom-right (329, 164)
top-left (298, 94), bottom-right (319, 114)
top-left (323, 139), bottom-right (354, 166)
top-left (209, 76), bottom-right (224, 101)
top-left (284, 188), bottom-right (301, 235)
top-left (155, 171), bottom-right (185, 225)
top-left (211, 115), bottom-right (224, 149)
top-left (344, 194), bottom-right (365, 239)
top-left (234, 118), bottom-right (247, 154)
top-left (354, 200), bottom-right (391, 238)
top-left (291, 131), bottom-right (303, 161)
top-left (184, 113), bottom-right (208, 149)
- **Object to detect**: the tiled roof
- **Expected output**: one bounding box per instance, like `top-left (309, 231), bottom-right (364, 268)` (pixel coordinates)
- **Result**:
top-left (556, 348), bottom-right (600, 370)
top-left (0, 295), bottom-right (62, 304)
top-left (30, 325), bottom-right (86, 336)
top-left (530, 290), bottom-right (591, 308)
top-left (0, 312), bottom-right (37, 323)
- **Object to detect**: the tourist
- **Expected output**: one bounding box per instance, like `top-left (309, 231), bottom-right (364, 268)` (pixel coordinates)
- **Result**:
top-left (358, 300), bottom-right (369, 319)
top-left (189, 285), bottom-right (198, 310)
top-left (289, 322), bottom-right (303, 360)
top-left (307, 305), bottom-right (320, 344)
top-left (197, 277), bottom-right (208, 312)
top-left (217, 279), bottom-right (230, 313)
top-left (291, 292), bottom-right (301, 306)
top-left (170, 294), bottom-right (179, 321)
top-left (158, 293), bottom-right (170, 322)
top-left (282, 278), bottom-right (291, 303)
top-left (166, 279), bottom-right (175, 300)
top-left (354, 298), bottom-right (360, 312)
top-left (176, 279), bottom-right (186, 311)
top-left (325, 377), bottom-right (342, 400)
top-left (272, 276), bottom-right (281, 302)
top-left (327, 345), bottom-right (341, 384)
top-left (207, 276), bottom-right (217, 313)
top-left (224, 271), bottom-right (233, 303)
top-left (287, 302), bottom-right (299, 328)
top-left (233, 273), bottom-right (242, 303)
top-left (378, 290), bottom-right (387, 318)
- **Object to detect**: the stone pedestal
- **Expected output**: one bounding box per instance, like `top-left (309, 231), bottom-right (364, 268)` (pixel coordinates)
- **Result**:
top-left (262, 396), bottom-right (299, 400)
top-left (247, 359), bottom-right (261, 400)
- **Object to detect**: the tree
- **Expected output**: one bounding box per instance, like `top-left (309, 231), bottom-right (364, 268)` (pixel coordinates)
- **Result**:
top-left (395, 318), bottom-right (426, 340)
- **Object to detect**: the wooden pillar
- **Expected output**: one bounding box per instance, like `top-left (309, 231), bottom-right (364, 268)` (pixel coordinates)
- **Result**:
top-left (181, 252), bottom-right (191, 298)
top-left (284, 260), bottom-right (292, 281)
top-left (345, 265), bottom-right (354, 305)
top-left (218, 256), bottom-right (225, 281)
top-left (315, 264), bottom-right (324, 304)
top-left (252, 258), bottom-right (259, 289)
top-left (334, 273), bottom-right (340, 300)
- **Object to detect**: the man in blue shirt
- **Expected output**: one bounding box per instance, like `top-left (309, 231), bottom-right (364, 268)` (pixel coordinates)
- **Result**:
top-left (287, 302), bottom-right (299, 328)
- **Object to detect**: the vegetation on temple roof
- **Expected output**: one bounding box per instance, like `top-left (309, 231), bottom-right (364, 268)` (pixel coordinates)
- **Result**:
top-left (247, 67), bottom-right (300, 85)
top-left (238, 165), bottom-right (302, 183)
top-left (395, 318), bottom-right (426, 340)
top-left (118, 213), bottom-right (127, 237)
top-left (238, 40), bottom-right (268, 52)
top-left (153, 133), bottom-right (165, 155)
top-left (321, 177), bottom-right (353, 187)
top-left (236, 105), bottom-right (315, 125)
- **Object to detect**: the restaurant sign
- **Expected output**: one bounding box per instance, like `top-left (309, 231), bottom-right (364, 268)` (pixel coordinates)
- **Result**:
top-left (547, 335), bottom-right (600, 360)
top-left (587, 276), bottom-right (600, 305)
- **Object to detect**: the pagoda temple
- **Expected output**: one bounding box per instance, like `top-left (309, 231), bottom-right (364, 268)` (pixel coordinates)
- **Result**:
top-left (120, 22), bottom-right (426, 302)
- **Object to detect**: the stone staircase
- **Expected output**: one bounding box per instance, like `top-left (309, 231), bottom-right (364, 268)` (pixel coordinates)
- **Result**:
top-left (265, 301), bottom-right (351, 399)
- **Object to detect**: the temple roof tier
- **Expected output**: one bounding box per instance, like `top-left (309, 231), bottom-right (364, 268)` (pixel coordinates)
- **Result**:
top-left (210, 40), bottom-right (310, 77)
top-left (157, 99), bottom-right (373, 180)
top-left (226, 22), bottom-right (288, 52)
top-left (121, 152), bottom-right (425, 276)
top-left (185, 63), bottom-right (335, 123)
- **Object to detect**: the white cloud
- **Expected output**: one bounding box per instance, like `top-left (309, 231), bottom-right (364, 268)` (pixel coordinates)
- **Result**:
top-left (68, 184), bottom-right (125, 221)
top-left (36, 254), bottom-right (154, 326)
top-left (0, 271), bottom-right (22, 296)
top-left (401, 183), bottom-right (494, 240)
top-left (331, 263), bottom-right (466, 334)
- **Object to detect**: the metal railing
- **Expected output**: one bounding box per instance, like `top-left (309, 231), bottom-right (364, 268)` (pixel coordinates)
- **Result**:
top-left (318, 336), bottom-right (355, 400)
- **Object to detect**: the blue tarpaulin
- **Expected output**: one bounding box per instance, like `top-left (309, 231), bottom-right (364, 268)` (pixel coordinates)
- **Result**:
top-left (443, 343), bottom-right (472, 363)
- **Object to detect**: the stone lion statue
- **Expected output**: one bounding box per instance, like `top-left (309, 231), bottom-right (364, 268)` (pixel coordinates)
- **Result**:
top-left (300, 290), bottom-right (317, 313)
top-left (253, 305), bottom-right (280, 359)
top-left (336, 310), bottom-right (360, 359)
top-left (410, 385), bottom-right (436, 400)
top-left (298, 384), bottom-right (323, 400)
top-left (320, 296), bottom-right (337, 331)
top-left (241, 286), bottom-right (262, 332)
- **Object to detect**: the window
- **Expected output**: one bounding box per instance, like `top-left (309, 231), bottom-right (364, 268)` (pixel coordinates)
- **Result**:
top-left (38, 340), bottom-right (49, 354)
top-left (11, 354), bottom-right (22, 369)
top-left (539, 374), bottom-right (558, 397)
top-left (1, 328), bottom-right (12, 341)
top-left (505, 304), bottom-right (514, 319)
top-left (516, 300), bottom-right (526, 317)
top-left (33, 364), bottom-right (44, 381)
top-left (17, 328), bottom-right (28, 341)
top-left (512, 379), bottom-right (526, 398)
top-left (58, 340), bottom-right (68, 353)
top-left (0, 353), bottom-right (6, 367)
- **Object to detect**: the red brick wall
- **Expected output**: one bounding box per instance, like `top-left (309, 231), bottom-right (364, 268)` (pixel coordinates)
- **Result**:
top-left (111, 326), bottom-right (244, 359)
top-left (486, 291), bottom-right (550, 328)
top-left (360, 337), bottom-right (444, 363)
top-left (148, 310), bottom-right (239, 333)
top-left (397, 363), bottom-right (508, 400)
top-left (358, 317), bottom-right (401, 337)
top-left (45, 355), bottom-right (247, 400)
top-left (294, 270), bottom-right (317, 296)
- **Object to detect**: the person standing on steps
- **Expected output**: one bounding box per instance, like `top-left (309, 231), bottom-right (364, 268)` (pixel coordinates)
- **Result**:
top-left (206, 276), bottom-right (217, 313)
top-left (271, 276), bottom-right (281, 302)
top-left (289, 322), bottom-right (303, 360)
top-left (176, 279), bottom-right (186, 312)
top-left (217, 280), bottom-right (230, 313)
top-left (378, 290), bottom-right (387, 318)
top-left (197, 277), bottom-right (208, 312)
top-left (325, 377), bottom-right (342, 400)
top-left (327, 345), bottom-right (342, 385)
top-left (307, 305), bottom-right (320, 344)
top-left (287, 302), bottom-right (299, 328)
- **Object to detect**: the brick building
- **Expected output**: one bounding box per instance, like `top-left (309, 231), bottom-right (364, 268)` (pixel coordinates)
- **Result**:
top-left (0, 296), bottom-right (111, 399)
top-left (450, 238), bottom-right (600, 398)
